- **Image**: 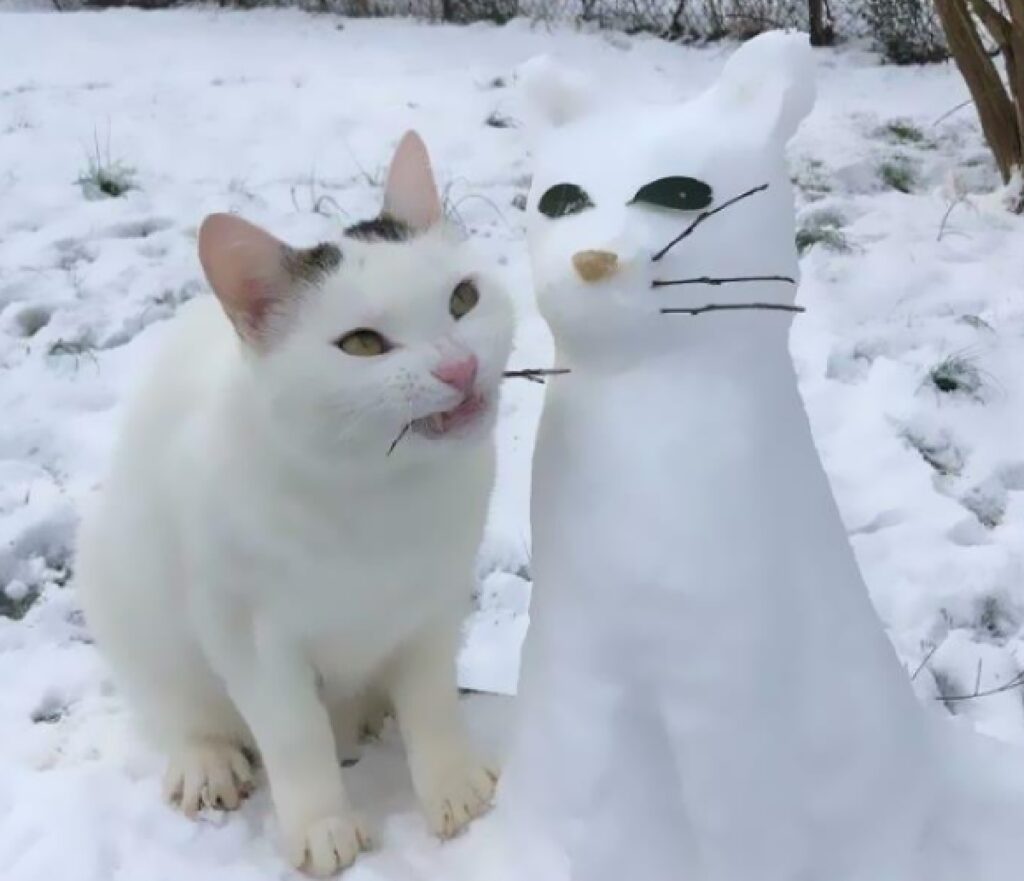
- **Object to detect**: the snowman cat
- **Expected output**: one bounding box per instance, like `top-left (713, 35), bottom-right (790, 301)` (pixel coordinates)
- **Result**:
top-left (499, 33), bottom-right (942, 881)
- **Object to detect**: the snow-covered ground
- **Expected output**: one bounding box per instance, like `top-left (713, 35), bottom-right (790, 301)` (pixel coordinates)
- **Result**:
top-left (2, 7), bottom-right (1024, 880)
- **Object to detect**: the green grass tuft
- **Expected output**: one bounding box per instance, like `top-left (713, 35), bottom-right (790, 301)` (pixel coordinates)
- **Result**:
top-left (879, 156), bottom-right (917, 193)
top-left (883, 119), bottom-right (925, 144)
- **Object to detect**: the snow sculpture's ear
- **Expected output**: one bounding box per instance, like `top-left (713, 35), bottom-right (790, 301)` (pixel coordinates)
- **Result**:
top-left (199, 213), bottom-right (335, 350)
top-left (517, 55), bottom-right (596, 129)
top-left (383, 130), bottom-right (443, 232)
top-left (713, 30), bottom-right (815, 144)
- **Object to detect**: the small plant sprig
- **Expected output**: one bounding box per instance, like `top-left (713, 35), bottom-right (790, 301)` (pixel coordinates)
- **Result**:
top-left (77, 129), bottom-right (136, 200)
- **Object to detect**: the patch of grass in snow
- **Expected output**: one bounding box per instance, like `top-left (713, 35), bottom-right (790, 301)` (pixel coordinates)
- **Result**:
top-left (902, 429), bottom-right (964, 476)
top-left (0, 581), bottom-right (39, 621)
top-left (879, 155), bottom-right (917, 193)
top-left (77, 134), bottom-right (136, 200)
top-left (442, 181), bottom-right (510, 234)
top-left (881, 119), bottom-right (926, 145)
top-left (959, 314), bottom-right (995, 333)
top-left (926, 354), bottom-right (985, 399)
top-left (960, 478), bottom-right (1008, 529)
top-left (790, 156), bottom-right (832, 199)
top-left (47, 335), bottom-right (98, 370)
top-left (485, 110), bottom-right (517, 129)
top-left (13, 304), bottom-right (52, 338)
top-left (290, 172), bottom-right (346, 219)
top-left (30, 695), bottom-right (67, 725)
top-left (796, 208), bottom-right (850, 255)
top-left (977, 594), bottom-right (1020, 640)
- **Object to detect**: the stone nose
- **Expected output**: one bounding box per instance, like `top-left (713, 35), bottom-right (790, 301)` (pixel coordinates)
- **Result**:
top-left (572, 250), bottom-right (619, 283)
top-left (432, 353), bottom-right (478, 395)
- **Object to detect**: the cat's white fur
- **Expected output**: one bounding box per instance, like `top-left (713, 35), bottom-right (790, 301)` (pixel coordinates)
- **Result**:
top-left (76, 132), bottom-right (514, 877)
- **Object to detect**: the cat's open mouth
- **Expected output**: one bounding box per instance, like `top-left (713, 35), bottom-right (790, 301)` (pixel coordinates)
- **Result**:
top-left (410, 394), bottom-right (487, 439)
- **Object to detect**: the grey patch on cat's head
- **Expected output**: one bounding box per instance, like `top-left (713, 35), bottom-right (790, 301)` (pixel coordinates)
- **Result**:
top-left (283, 242), bottom-right (343, 286)
top-left (344, 214), bottom-right (415, 244)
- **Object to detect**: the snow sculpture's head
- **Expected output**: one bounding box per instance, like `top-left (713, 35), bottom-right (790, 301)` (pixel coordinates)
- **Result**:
top-left (521, 32), bottom-right (815, 364)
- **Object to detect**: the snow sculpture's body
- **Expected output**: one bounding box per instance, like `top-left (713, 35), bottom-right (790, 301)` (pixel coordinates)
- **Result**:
top-left (501, 34), bottom-right (941, 881)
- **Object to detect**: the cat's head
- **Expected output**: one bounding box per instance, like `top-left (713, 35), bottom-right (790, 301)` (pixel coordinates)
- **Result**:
top-left (521, 32), bottom-right (815, 364)
top-left (198, 132), bottom-right (514, 460)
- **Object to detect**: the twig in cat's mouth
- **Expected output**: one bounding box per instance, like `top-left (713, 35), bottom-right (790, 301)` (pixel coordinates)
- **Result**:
top-left (651, 183), bottom-right (770, 262)
top-left (387, 423), bottom-right (410, 457)
top-left (503, 368), bottom-right (571, 384)
top-left (660, 303), bottom-right (805, 316)
top-left (652, 275), bottom-right (796, 288)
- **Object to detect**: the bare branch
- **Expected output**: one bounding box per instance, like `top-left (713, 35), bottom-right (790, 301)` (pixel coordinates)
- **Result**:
top-left (940, 669), bottom-right (1024, 702)
top-left (970, 0), bottom-right (1012, 45)
top-left (910, 643), bottom-right (941, 681)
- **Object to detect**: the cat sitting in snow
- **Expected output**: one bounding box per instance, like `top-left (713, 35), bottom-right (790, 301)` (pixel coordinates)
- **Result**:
top-left (500, 33), bottom-right (942, 881)
top-left (76, 132), bottom-right (513, 877)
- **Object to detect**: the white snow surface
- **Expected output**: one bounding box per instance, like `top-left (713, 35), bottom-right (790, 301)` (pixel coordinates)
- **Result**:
top-left (1, 8), bottom-right (1024, 880)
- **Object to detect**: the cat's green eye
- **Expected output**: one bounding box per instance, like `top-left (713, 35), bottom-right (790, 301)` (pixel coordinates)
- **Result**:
top-left (538, 183), bottom-right (594, 219)
top-left (630, 176), bottom-right (713, 211)
top-left (335, 328), bottom-right (391, 357)
top-left (450, 280), bottom-right (479, 320)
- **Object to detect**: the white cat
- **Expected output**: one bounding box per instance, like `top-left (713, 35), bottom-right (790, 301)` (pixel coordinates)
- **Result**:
top-left (75, 132), bottom-right (514, 877)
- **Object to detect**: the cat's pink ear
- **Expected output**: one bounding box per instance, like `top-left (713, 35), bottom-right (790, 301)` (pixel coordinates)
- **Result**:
top-left (198, 213), bottom-right (293, 349)
top-left (382, 131), bottom-right (442, 232)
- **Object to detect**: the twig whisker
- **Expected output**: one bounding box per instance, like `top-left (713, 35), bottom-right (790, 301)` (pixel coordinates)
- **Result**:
top-left (387, 423), bottom-right (410, 457)
top-left (660, 303), bottom-right (805, 316)
top-left (653, 274), bottom-right (796, 288)
top-left (503, 368), bottom-right (571, 383)
top-left (651, 183), bottom-right (770, 262)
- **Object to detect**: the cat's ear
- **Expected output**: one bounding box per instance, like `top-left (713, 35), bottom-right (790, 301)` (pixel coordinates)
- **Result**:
top-left (712, 30), bottom-right (815, 143)
top-left (382, 131), bottom-right (442, 232)
top-left (517, 55), bottom-right (596, 129)
top-left (198, 213), bottom-right (297, 350)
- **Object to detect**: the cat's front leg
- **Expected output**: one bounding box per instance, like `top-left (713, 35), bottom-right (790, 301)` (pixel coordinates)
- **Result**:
top-left (199, 609), bottom-right (371, 876)
top-left (384, 624), bottom-right (498, 839)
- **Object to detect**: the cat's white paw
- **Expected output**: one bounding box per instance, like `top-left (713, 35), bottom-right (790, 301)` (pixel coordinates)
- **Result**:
top-left (418, 761), bottom-right (498, 839)
top-left (286, 814), bottom-right (373, 877)
top-left (163, 738), bottom-right (254, 816)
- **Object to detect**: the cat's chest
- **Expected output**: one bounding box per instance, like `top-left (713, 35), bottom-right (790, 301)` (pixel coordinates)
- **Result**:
top-left (190, 450), bottom-right (487, 625)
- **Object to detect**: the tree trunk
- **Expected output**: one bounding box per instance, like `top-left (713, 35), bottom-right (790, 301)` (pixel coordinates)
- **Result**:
top-left (934, 0), bottom-right (1022, 187)
top-left (807, 0), bottom-right (834, 46)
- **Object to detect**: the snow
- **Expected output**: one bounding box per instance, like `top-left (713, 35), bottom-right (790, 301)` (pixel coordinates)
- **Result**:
top-left (1, 8), bottom-right (1024, 880)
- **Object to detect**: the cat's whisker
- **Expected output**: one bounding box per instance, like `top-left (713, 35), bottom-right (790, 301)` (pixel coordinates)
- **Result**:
top-left (651, 183), bottom-right (770, 263)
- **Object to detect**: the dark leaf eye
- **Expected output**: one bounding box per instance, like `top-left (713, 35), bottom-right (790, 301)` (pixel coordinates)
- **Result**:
top-left (450, 279), bottom-right (479, 320)
top-left (630, 176), bottom-right (713, 211)
top-left (335, 328), bottom-right (391, 357)
top-left (538, 183), bottom-right (594, 219)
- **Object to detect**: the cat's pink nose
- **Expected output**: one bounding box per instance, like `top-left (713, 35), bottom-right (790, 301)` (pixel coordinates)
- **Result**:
top-left (432, 354), bottom-right (478, 395)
